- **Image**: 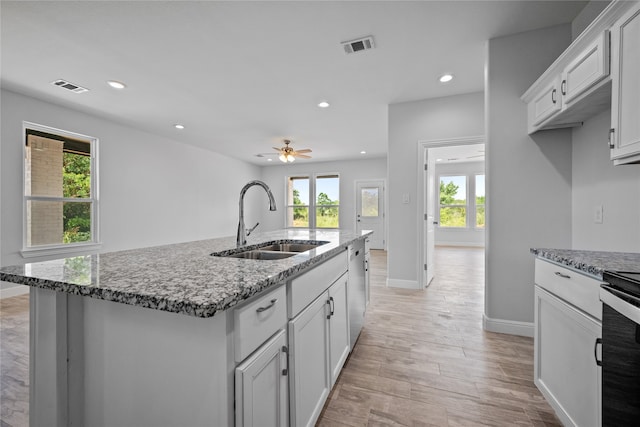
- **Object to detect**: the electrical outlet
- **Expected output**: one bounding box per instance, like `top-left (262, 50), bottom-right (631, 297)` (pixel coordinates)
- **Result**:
top-left (594, 205), bottom-right (603, 224)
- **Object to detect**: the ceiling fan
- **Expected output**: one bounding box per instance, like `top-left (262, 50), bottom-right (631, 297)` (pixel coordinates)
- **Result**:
top-left (273, 139), bottom-right (312, 163)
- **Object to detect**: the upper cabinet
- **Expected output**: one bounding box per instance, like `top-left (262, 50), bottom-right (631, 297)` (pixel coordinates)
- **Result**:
top-left (610, 3), bottom-right (640, 165)
top-left (522, 1), bottom-right (640, 139)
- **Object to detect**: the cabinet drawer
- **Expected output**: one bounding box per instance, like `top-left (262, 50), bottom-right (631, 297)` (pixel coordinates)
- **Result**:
top-left (235, 285), bottom-right (287, 362)
top-left (534, 258), bottom-right (604, 321)
top-left (288, 251), bottom-right (348, 317)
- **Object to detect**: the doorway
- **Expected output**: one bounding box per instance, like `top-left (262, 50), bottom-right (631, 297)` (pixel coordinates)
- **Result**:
top-left (355, 180), bottom-right (385, 250)
top-left (417, 136), bottom-right (485, 288)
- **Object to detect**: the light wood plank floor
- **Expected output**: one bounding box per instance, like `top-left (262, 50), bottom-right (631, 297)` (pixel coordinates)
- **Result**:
top-left (0, 247), bottom-right (560, 426)
top-left (318, 247), bottom-right (561, 427)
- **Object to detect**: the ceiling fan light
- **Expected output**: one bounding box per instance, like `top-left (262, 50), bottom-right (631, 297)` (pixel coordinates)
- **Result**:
top-left (279, 153), bottom-right (287, 163)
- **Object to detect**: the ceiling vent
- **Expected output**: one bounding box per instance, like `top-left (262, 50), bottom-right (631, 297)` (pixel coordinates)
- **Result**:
top-left (341, 36), bottom-right (375, 54)
top-left (51, 79), bottom-right (89, 94)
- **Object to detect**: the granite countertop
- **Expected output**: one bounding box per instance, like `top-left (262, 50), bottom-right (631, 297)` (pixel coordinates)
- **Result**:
top-left (0, 229), bottom-right (371, 318)
top-left (531, 248), bottom-right (640, 279)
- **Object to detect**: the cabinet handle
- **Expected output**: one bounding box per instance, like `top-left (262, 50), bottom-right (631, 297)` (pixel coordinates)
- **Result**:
top-left (594, 338), bottom-right (602, 367)
top-left (554, 271), bottom-right (571, 279)
top-left (281, 345), bottom-right (289, 376)
top-left (561, 79), bottom-right (567, 96)
top-left (608, 128), bottom-right (615, 149)
top-left (256, 298), bottom-right (277, 313)
top-left (551, 88), bottom-right (557, 104)
top-left (326, 297), bottom-right (335, 319)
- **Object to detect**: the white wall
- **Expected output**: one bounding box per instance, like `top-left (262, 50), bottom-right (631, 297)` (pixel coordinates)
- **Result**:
top-left (259, 157), bottom-right (387, 235)
top-left (387, 92), bottom-right (484, 287)
top-left (572, 109), bottom-right (640, 251)
top-left (485, 24), bottom-right (573, 334)
top-left (1, 89), bottom-right (263, 294)
top-left (434, 161), bottom-right (485, 247)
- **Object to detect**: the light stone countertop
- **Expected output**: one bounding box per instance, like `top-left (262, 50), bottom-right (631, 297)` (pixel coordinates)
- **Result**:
top-left (531, 248), bottom-right (640, 279)
top-left (0, 229), bottom-right (372, 318)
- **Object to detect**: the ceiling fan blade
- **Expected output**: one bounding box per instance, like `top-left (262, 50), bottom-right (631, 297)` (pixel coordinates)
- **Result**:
top-left (294, 148), bottom-right (312, 153)
top-left (273, 147), bottom-right (283, 152)
top-left (294, 154), bottom-right (312, 159)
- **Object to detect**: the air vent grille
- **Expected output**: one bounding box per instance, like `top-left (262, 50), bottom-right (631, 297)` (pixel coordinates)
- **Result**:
top-left (51, 79), bottom-right (89, 94)
top-left (341, 36), bottom-right (375, 54)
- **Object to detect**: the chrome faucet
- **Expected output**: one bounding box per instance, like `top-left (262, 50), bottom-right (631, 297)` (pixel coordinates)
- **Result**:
top-left (237, 180), bottom-right (277, 247)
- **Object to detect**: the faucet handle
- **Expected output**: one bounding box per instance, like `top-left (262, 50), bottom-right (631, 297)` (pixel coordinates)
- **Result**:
top-left (246, 222), bottom-right (260, 236)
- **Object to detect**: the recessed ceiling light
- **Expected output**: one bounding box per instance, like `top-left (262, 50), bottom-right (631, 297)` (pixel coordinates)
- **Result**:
top-left (317, 101), bottom-right (330, 108)
top-left (267, 158), bottom-right (273, 162)
top-left (174, 124), bottom-right (185, 130)
top-left (439, 74), bottom-right (454, 83)
top-left (436, 158), bottom-right (444, 162)
top-left (107, 80), bottom-right (126, 89)
top-left (360, 151), bottom-right (366, 154)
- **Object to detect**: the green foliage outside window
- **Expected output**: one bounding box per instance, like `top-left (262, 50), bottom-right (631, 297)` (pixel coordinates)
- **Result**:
top-left (439, 180), bottom-right (466, 227)
top-left (63, 152), bottom-right (91, 243)
top-left (316, 192), bottom-right (339, 228)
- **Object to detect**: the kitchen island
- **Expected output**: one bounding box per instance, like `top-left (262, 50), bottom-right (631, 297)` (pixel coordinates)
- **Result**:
top-left (0, 229), bottom-right (372, 427)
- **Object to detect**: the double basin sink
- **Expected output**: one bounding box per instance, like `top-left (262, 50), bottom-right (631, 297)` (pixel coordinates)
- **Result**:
top-left (212, 240), bottom-right (329, 260)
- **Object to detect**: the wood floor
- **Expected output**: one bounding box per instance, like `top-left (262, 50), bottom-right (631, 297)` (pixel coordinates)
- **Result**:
top-left (0, 247), bottom-right (560, 426)
top-left (317, 247), bottom-right (561, 427)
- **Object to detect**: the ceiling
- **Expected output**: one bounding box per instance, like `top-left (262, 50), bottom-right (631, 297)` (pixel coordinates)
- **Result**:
top-left (1, 1), bottom-right (587, 165)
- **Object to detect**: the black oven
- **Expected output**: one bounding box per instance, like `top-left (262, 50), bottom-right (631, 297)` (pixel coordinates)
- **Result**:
top-left (600, 271), bottom-right (640, 426)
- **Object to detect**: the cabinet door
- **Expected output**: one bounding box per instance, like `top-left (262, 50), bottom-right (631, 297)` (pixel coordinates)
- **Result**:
top-left (610, 4), bottom-right (640, 164)
top-left (328, 275), bottom-right (350, 387)
top-left (529, 78), bottom-right (562, 128)
top-left (288, 293), bottom-right (330, 427)
top-left (534, 286), bottom-right (601, 427)
top-left (235, 329), bottom-right (288, 427)
top-left (561, 30), bottom-right (609, 106)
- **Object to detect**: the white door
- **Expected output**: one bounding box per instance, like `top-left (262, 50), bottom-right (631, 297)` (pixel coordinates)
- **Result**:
top-left (288, 293), bottom-right (330, 427)
top-left (423, 151), bottom-right (436, 286)
top-left (235, 329), bottom-right (288, 427)
top-left (356, 180), bottom-right (385, 249)
top-left (328, 275), bottom-right (350, 386)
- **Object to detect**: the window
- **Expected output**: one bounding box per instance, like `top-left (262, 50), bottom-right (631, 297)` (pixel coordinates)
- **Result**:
top-left (23, 123), bottom-right (99, 256)
top-left (439, 175), bottom-right (467, 228)
top-left (286, 174), bottom-right (339, 228)
top-left (475, 174), bottom-right (485, 228)
top-left (438, 173), bottom-right (485, 229)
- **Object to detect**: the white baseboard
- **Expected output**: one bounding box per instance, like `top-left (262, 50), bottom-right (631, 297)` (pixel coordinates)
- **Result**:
top-left (0, 285), bottom-right (29, 299)
top-left (386, 278), bottom-right (419, 289)
top-left (483, 314), bottom-right (534, 337)
top-left (435, 242), bottom-right (485, 248)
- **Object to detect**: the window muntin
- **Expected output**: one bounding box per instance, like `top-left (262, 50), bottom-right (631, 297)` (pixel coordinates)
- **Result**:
top-left (286, 174), bottom-right (339, 228)
top-left (24, 124), bottom-right (99, 253)
top-left (439, 175), bottom-right (467, 228)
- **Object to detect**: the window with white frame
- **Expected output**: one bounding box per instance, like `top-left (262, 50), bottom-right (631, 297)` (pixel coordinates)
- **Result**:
top-left (23, 123), bottom-right (99, 254)
top-left (286, 174), bottom-right (339, 228)
top-left (438, 173), bottom-right (485, 229)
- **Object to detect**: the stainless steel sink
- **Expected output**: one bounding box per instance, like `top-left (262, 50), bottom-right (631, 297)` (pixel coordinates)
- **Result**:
top-left (226, 250), bottom-right (296, 260)
top-left (257, 243), bottom-right (323, 253)
top-left (211, 240), bottom-right (329, 260)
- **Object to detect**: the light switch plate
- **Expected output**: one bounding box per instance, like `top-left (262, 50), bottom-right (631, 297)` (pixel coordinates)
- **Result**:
top-left (594, 205), bottom-right (603, 224)
top-left (402, 193), bottom-right (410, 204)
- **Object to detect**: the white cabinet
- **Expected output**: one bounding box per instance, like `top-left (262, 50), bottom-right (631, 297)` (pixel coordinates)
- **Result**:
top-left (288, 273), bottom-right (349, 427)
top-left (235, 329), bottom-right (288, 427)
top-left (288, 291), bottom-right (331, 427)
top-left (233, 285), bottom-right (288, 426)
top-left (524, 30), bottom-right (610, 133)
top-left (610, 2), bottom-right (640, 165)
top-left (534, 260), bottom-right (603, 427)
top-left (328, 274), bottom-right (350, 387)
